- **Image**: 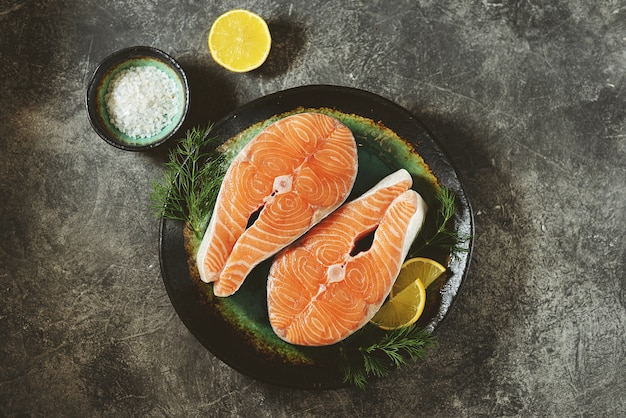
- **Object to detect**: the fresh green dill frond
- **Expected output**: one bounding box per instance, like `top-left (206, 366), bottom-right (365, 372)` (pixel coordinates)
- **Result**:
top-left (150, 125), bottom-right (226, 239)
top-left (340, 325), bottom-right (434, 389)
top-left (409, 186), bottom-right (470, 258)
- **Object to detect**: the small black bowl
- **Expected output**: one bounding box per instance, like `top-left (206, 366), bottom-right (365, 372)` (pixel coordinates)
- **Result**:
top-left (86, 46), bottom-right (189, 151)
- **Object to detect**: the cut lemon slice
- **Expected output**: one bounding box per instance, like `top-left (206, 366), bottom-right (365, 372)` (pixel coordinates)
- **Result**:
top-left (399, 257), bottom-right (447, 289)
top-left (370, 257), bottom-right (446, 330)
top-left (371, 277), bottom-right (426, 330)
top-left (208, 9), bottom-right (272, 72)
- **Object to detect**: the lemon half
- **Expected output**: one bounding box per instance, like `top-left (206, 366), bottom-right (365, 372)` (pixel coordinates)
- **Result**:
top-left (208, 9), bottom-right (272, 72)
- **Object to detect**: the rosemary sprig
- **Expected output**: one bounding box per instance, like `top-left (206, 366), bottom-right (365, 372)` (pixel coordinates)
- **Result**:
top-left (339, 325), bottom-right (434, 389)
top-left (150, 125), bottom-right (226, 239)
top-left (409, 186), bottom-right (469, 258)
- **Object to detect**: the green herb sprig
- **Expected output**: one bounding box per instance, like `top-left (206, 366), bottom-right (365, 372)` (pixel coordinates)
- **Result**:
top-left (340, 325), bottom-right (434, 389)
top-left (150, 125), bottom-right (226, 239)
top-left (409, 186), bottom-right (470, 258)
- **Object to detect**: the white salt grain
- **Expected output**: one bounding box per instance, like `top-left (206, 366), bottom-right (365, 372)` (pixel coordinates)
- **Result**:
top-left (105, 65), bottom-right (179, 139)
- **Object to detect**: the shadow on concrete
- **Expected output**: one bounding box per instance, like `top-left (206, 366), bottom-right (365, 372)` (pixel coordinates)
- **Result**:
top-left (401, 103), bottom-right (534, 414)
top-left (257, 17), bottom-right (308, 78)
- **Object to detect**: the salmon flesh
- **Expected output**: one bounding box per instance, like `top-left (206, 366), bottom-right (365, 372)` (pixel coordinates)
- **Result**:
top-left (196, 112), bottom-right (358, 297)
top-left (267, 169), bottom-right (427, 346)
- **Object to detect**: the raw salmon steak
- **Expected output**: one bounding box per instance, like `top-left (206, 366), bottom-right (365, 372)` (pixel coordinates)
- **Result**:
top-left (267, 169), bottom-right (427, 346)
top-left (196, 112), bottom-right (358, 297)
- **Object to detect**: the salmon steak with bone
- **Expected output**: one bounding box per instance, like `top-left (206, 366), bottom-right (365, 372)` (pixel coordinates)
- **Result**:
top-left (267, 169), bottom-right (427, 346)
top-left (196, 112), bottom-right (359, 297)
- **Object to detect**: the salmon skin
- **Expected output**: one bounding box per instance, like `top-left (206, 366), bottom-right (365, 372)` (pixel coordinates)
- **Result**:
top-left (196, 112), bottom-right (358, 297)
top-left (267, 169), bottom-right (427, 346)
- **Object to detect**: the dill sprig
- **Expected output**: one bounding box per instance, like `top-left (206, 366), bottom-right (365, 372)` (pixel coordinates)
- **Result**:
top-left (409, 186), bottom-right (469, 258)
top-left (150, 125), bottom-right (226, 239)
top-left (340, 325), bottom-right (434, 389)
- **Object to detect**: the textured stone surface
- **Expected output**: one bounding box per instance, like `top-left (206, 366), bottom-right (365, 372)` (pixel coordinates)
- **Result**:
top-left (1, 0), bottom-right (624, 416)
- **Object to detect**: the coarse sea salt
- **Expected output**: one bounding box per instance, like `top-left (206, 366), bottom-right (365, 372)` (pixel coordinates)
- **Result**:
top-left (105, 65), bottom-right (179, 139)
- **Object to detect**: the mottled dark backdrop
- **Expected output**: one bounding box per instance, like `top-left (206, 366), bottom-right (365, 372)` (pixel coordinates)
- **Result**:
top-left (1, 0), bottom-right (624, 416)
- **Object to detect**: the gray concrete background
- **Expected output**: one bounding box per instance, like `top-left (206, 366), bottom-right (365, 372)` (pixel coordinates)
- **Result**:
top-left (1, 0), bottom-right (624, 416)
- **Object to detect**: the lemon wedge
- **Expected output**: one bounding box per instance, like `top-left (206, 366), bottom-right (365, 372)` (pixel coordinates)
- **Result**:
top-left (370, 257), bottom-right (446, 330)
top-left (399, 257), bottom-right (447, 289)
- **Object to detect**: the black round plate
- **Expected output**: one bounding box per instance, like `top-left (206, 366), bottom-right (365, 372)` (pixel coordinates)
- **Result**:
top-left (159, 85), bottom-right (473, 389)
